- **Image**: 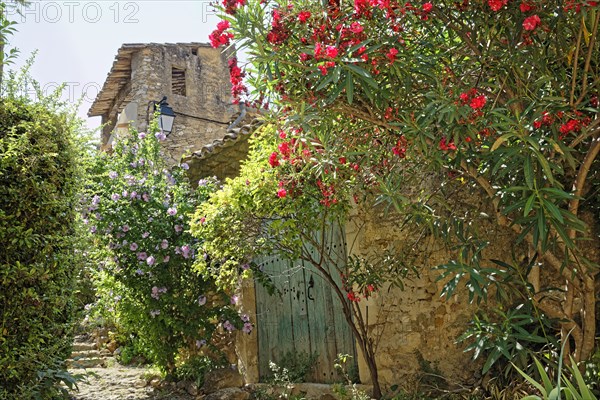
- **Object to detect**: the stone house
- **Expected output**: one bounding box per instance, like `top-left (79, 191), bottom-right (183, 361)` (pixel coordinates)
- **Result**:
top-left (88, 42), bottom-right (251, 169)
top-left (89, 42), bottom-right (501, 393)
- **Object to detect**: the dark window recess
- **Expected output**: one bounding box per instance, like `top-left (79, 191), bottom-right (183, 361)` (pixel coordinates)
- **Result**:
top-left (171, 67), bottom-right (186, 96)
top-left (191, 48), bottom-right (197, 56)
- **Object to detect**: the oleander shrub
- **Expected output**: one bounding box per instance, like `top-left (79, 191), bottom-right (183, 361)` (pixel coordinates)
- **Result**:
top-left (0, 96), bottom-right (85, 399)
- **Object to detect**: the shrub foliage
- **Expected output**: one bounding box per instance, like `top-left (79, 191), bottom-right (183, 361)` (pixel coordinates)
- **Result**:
top-left (0, 97), bottom-right (82, 399)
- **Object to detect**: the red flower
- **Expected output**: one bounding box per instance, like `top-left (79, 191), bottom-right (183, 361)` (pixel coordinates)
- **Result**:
top-left (277, 188), bottom-right (287, 198)
top-left (298, 11), bottom-right (311, 22)
top-left (222, 0), bottom-right (246, 15)
top-left (299, 53), bottom-right (311, 62)
top-left (209, 21), bottom-right (235, 48)
top-left (268, 152), bottom-right (280, 167)
top-left (520, 2), bottom-right (534, 11)
top-left (350, 22), bottom-right (364, 34)
top-left (347, 291), bottom-right (360, 302)
top-left (469, 95), bottom-right (487, 110)
top-left (439, 137), bottom-right (457, 151)
top-left (523, 15), bottom-right (541, 30)
top-left (314, 42), bottom-right (323, 58)
top-left (533, 120), bottom-right (542, 129)
top-left (325, 45), bottom-right (339, 58)
top-left (422, 2), bottom-right (433, 12)
top-left (386, 48), bottom-right (399, 63)
top-left (488, 0), bottom-right (507, 11)
top-left (278, 141), bottom-right (291, 158)
top-left (217, 20), bottom-right (230, 30)
top-left (559, 119), bottom-right (581, 136)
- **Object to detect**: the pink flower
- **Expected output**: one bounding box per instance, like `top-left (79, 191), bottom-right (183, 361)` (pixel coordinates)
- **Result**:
top-left (161, 239), bottom-right (169, 249)
top-left (147, 256), bottom-right (155, 266)
top-left (325, 45), bottom-right (339, 58)
top-left (181, 245), bottom-right (191, 259)
top-left (242, 322), bottom-right (253, 334)
top-left (523, 15), bottom-right (541, 31)
top-left (167, 207), bottom-right (177, 216)
top-left (422, 2), bottom-right (433, 12)
top-left (277, 188), bottom-right (287, 198)
top-left (223, 320), bottom-right (235, 331)
top-left (130, 243), bottom-right (138, 251)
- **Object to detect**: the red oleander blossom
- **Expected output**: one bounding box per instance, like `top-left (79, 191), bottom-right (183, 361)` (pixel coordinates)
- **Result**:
top-left (523, 15), bottom-right (541, 30)
top-left (469, 95), bottom-right (487, 110)
top-left (350, 21), bottom-right (364, 33)
top-left (347, 291), bottom-right (360, 302)
top-left (228, 57), bottom-right (247, 103)
top-left (439, 137), bottom-right (457, 151)
top-left (422, 2), bottom-right (433, 12)
top-left (386, 48), bottom-right (399, 63)
top-left (269, 152), bottom-right (280, 167)
top-left (298, 10), bottom-right (311, 22)
top-left (488, 0), bottom-right (507, 11)
top-left (520, 1), bottom-right (535, 11)
top-left (222, 0), bottom-right (246, 15)
top-left (278, 141), bottom-right (291, 158)
top-left (325, 45), bottom-right (339, 58)
top-left (209, 21), bottom-right (235, 48)
top-left (277, 188), bottom-right (287, 198)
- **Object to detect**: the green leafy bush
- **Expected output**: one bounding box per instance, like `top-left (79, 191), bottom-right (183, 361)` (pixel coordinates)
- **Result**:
top-left (84, 124), bottom-right (250, 375)
top-left (0, 96), bottom-right (84, 399)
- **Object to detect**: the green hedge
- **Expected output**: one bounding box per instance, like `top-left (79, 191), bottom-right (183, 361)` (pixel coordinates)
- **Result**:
top-left (0, 98), bottom-right (81, 399)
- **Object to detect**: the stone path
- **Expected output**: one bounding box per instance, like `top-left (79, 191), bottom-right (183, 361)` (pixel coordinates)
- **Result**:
top-left (67, 334), bottom-right (198, 400)
top-left (68, 366), bottom-right (197, 400)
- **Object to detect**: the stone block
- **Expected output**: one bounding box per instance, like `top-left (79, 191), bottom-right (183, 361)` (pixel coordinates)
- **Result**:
top-left (201, 368), bottom-right (244, 394)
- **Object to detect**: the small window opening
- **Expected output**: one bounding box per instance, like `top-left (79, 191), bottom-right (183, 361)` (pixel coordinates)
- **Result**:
top-left (171, 67), bottom-right (186, 96)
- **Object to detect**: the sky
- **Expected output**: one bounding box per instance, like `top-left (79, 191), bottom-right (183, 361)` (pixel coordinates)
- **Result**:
top-left (5, 0), bottom-right (222, 131)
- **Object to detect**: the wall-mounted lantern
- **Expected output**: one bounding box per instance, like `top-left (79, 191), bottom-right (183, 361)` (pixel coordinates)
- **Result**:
top-left (147, 96), bottom-right (176, 136)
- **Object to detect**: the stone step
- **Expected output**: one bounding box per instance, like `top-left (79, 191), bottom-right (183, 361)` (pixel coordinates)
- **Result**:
top-left (71, 349), bottom-right (106, 359)
top-left (67, 356), bottom-right (110, 369)
top-left (72, 342), bottom-right (96, 352)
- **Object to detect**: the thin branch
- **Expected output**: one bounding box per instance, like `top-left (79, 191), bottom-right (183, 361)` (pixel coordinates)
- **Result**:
top-left (570, 18), bottom-right (584, 107)
top-left (575, 11), bottom-right (600, 106)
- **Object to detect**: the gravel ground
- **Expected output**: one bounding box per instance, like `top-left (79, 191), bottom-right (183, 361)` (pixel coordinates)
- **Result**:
top-left (68, 366), bottom-right (198, 400)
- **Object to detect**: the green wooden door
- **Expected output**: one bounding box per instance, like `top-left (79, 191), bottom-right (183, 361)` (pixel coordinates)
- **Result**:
top-left (255, 225), bottom-right (356, 383)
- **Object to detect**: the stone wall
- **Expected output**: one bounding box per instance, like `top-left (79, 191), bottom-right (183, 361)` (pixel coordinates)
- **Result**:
top-left (343, 198), bottom-right (521, 391)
